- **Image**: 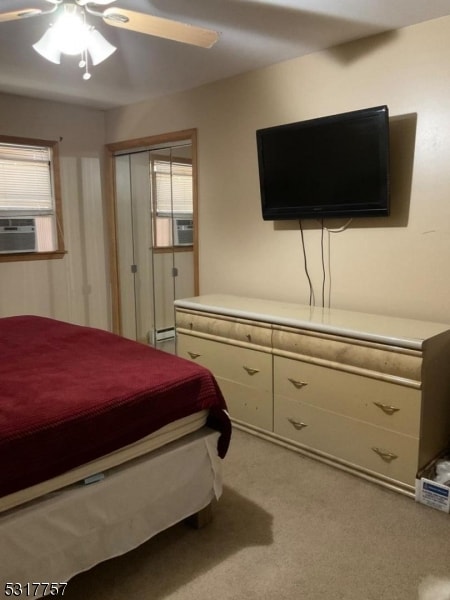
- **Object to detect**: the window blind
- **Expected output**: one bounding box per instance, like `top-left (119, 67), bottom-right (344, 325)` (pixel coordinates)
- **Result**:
top-left (153, 159), bottom-right (192, 215)
top-left (0, 144), bottom-right (54, 212)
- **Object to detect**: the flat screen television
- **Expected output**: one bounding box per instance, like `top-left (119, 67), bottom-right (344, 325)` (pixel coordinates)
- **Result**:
top-left (256, 105), bottom-right (390, 220)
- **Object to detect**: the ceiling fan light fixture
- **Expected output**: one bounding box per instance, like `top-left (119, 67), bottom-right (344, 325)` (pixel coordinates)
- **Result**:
top-left (31, 2), bottom-right (117, 79)
top-left (23, 0), bottom-right (219, 82)
top-left (86, 28), bottom-right (116, 65)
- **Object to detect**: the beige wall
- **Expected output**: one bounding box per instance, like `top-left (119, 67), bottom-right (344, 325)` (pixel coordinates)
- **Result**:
top-left (107, 16), bottom-right (450, 324)
top-left (2, 16), bottom-right (450, 329)
top-left (0, 94), bottom-right (110, 329)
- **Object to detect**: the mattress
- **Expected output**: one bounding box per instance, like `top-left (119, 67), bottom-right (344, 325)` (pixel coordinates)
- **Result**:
top-left (0, 428), bottom-right (222, 594)
top-left (0, 315), bottom-right (231, 499)
top-left (0, 410), bottom-right (208, 513)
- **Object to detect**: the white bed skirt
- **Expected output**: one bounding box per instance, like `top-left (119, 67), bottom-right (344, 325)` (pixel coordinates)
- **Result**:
top-left (0, 428), bottom-right (222, 595)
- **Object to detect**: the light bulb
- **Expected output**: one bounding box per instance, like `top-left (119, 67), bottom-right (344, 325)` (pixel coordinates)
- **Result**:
top-left (52, 8), bottom-right (90, 55)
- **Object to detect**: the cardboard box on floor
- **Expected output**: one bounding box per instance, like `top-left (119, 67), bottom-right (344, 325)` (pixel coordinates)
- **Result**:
top-left (415, 450), bottom-right (450, 513)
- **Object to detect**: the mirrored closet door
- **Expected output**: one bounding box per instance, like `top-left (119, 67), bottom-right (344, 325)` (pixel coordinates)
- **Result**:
top-left (107, 130), bottom-right (198, 351)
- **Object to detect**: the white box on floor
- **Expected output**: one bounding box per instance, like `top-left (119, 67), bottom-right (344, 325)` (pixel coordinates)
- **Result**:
top-left (415, 452), bottom-right (450, 513)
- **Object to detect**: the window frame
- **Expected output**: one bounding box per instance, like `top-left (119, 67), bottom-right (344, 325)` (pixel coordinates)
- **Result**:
top-left (0, 135), bottom-right (65, 262)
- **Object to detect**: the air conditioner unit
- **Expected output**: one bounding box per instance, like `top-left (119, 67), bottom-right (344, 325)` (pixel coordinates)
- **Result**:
top-left (174, 218), bottom-right (193, 246)
top-left (0, 217), bottom-right (36, 254)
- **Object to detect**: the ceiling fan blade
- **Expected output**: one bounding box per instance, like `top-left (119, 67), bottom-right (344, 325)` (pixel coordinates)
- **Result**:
top-left (0, 1), bottom-right (60, 23)
top-left (102, 8), bottom-right (219, 48)
top-left (0, 8), bottom-right (43, 22)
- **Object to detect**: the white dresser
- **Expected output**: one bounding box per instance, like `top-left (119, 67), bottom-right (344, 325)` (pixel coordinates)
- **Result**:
top-left (175, 294), bottom-right (450, 496)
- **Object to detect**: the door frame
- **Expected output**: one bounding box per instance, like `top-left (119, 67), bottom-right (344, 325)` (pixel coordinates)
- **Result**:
top-left (105, 128), bottom-right (199, 335)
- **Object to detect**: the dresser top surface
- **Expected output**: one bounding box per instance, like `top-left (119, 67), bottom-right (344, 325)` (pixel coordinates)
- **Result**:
top-left (174, 294), bottom-right (450, 349)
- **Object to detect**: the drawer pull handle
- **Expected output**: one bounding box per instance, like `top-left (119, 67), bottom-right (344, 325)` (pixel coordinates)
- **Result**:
top-left (373, 402), bottom-right (400, 415)
top-left (188, 352), bottom-right (201, 359)
top-left (246, 333), bottom-right (252, 342)
top-left (288, 378), bottom-right (308, 389)
top-left (243, 366), bottom-right (260, 376)
top-left (288, 418), bottom-right (308, 431)
top-left (372, 447), bottom-right (398, 463)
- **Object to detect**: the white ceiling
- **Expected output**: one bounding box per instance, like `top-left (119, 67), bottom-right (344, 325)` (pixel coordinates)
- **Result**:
top-left (1, 0), bottom-right (450, 110)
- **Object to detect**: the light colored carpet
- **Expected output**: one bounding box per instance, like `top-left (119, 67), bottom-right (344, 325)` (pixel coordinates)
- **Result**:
top-left (63, 428), bottom-right (450, 600)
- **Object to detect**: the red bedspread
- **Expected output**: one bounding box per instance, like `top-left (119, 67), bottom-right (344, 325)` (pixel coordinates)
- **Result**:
top-left (0, 316), bottom-right (231, 499)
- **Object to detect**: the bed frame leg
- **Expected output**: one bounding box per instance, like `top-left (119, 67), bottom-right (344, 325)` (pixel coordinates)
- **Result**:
top-left (187, 502), bottom-right (213, 529)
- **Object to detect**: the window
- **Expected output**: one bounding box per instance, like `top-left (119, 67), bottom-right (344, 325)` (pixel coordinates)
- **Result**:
top-left (150, 152), bottom-right (193, 248)
top-left (0, 136), bottom-right (64, 261)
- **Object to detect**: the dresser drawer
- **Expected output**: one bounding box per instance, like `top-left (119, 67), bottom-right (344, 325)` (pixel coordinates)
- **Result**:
top-left (176, 310), bottom-right (272, 348)
top-left (177, 333), bottom-right (272, 389)
top-left (177, 333), bottom-right (273, 430)
top-left (274, 356), bottom-right (421, 436)
top-left (274, 396), bottom-right (419, 485)
top-left (217, 377), bottom-right (273, 430)
top-left (272, 326), bottom-right (422, 383)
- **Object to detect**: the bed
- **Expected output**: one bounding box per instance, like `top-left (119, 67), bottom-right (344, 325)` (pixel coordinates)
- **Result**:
top-left (0, 315), bottom-right (231, 595)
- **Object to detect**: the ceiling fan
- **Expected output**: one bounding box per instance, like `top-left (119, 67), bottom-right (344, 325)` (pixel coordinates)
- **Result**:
top-left (0, 0), bottom-right (220, 79)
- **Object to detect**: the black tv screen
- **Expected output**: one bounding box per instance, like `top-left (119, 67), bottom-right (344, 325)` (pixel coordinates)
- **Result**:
top-left (256, 105), bottom-right (390, 220)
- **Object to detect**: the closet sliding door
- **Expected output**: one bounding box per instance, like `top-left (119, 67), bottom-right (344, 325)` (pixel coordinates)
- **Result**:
top-left (108, 130), bottom-right (198, 350)
top-left (114, 151), bottom-right (154, 343)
